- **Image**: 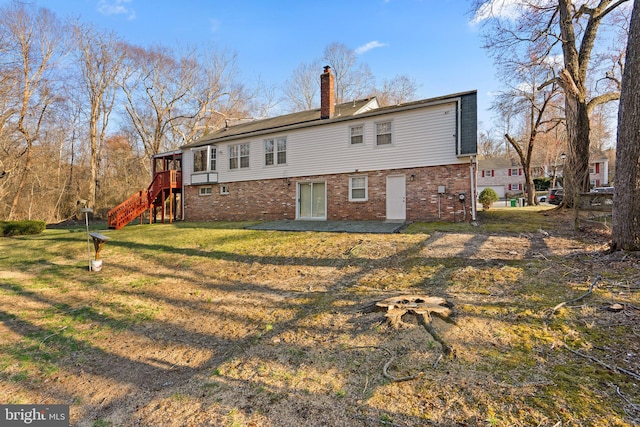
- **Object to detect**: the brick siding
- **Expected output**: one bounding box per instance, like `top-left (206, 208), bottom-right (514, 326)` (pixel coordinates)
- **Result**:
top-left (184, 164), bottom-right (472, 222)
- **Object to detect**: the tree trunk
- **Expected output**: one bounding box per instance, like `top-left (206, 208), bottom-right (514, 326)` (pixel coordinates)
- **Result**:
top-left (8, 141), bottom-right (32, 220)
top-left (563, 97), bottom-right (591, 208)
top-left (612, 0), bottom-right (640, 251)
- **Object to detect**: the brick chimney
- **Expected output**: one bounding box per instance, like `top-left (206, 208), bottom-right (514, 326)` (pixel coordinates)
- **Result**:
top-left (320, 65), bottom-right (335, 119)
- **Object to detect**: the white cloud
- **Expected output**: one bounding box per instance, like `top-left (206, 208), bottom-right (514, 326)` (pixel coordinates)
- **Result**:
top-left (355, 40), bottom-right (387, 55)
top-left (97, 0), bottom-right (136, 20)
top-left (471, 0), bottom-right (522, 24)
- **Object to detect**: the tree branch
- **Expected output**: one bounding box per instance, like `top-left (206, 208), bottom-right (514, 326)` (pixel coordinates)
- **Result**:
top-left (587, 92), bottom-right (621, 114)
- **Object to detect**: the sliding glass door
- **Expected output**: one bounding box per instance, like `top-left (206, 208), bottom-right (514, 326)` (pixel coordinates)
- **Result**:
top-left (298, 181), bottom-right (326, 219)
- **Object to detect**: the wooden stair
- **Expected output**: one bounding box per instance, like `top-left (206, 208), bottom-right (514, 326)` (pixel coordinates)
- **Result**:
top-left (107, 170), bottom-right (181, 230)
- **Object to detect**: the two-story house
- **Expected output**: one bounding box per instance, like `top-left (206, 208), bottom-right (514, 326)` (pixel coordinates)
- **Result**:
top-left (477, 158), bottom-right (524, 199)
top-left (477, 150), bottom-right (610, 200)
top-left (107, 67), bottom-right (478, 229)
top-left (180, 68), bottom-right (477, 223)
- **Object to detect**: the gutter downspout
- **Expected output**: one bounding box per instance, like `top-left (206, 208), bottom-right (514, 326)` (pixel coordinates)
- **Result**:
top-left (457, 99), bottom-right (462, 156)
top-left (470, 155), bottom-right (477, 222)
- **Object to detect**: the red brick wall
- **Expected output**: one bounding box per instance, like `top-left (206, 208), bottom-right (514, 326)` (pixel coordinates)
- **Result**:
top-left (184, 164), bottom-right (472, 222)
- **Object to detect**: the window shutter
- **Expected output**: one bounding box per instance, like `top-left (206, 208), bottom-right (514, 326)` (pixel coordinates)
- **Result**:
top-left (508, 169), bottom-right (512, 176)
top-left (519, 168), bottom-right (522, 175)
top-left (519, 183), bottom-right (523, 190)
top-left (596, 163), bottom-right (600, 173)
top-left (491, 170), bottom-right (495, 177)
top-left (482, 170), bottom-right (485, 177)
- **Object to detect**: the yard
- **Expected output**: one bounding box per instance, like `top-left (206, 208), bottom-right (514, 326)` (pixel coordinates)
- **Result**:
top-left (0, 208), bottom-right (638, 426)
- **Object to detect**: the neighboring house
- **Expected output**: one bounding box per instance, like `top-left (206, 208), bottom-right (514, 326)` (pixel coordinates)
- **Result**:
top-left (587, 151), bottom-right (610, 188)
top-left (107, 67), bottom-right (478, 229)
top-left (477, 158), bottom-right (524, 199)
top-left (478, 150), bottom-right (611, 200)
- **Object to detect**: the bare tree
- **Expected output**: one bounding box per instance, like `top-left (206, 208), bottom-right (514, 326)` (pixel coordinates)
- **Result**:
top-left (477, 128), bottom-right (506, 159)
top-left (371, 74), bottom-right (419, 107)
top-left (323, 42), bottom-right (374, 103)
top-left (171, 48), bottom-right (251, 143)
top-left (494, 59), bottom-right (563, 205)
top-left (73, 23), bottom-right (126, 210)
top-left (612, 0), bottom-right (640, 251)
top-left (120, 45), bottom-right (248, 156)
top-left (282, 61), bottom-right (322, 112)
top-left (120, 44), bottom-right (198, 156)
top-left (473, 0), bottom-right (631, 207)
top-left (0, 3), bottom-right (66, 219)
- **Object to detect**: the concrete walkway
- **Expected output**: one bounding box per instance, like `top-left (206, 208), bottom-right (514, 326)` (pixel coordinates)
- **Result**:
top-left (245, 220), bottom-right (407, 234)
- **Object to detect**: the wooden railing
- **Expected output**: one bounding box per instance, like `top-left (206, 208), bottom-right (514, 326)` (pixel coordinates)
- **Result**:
top-left (107, 190), bottom-right (150, 230)
top-left (107, 170), bottom-right (182, 230)
top-left (148, 170), bottom-right (181, 204)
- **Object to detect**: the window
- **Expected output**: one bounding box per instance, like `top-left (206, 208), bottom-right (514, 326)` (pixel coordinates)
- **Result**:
top-left (508, 168), bottom-right (522, 176)
top-left (481, 170), bottom-right (494, 177)
top-left (350, 125), bottom-right (363, 144)
top-left (509, 183), bottom-right (522, 191)
top-left (199, 186), bottom-right (212, 196)
top-left (349, 176), bottom-right (368, 201)
top-left (220, 185), bottom-right (229, 195)
top-left (193, 148), bottom-right (206, 172)
top-left (229, 143), bottom-right (250, 169)
top-left (376, 121), bottom-right (392, 145)
top-left (265, 137), bottom-right (286, 166)
top-left (193, 146), bottom-right (216, 172)
top-left (589, 165), bottom-right (595, 174)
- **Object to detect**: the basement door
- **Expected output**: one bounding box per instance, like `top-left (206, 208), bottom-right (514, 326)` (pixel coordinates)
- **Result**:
top-left (386, 175), bottom-right (406, 221)
top-left (298, 181), bottom-right (326, 219)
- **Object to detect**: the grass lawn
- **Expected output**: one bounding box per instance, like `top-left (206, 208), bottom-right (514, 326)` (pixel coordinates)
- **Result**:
top-left (0, 208), bottom-right (638, 426)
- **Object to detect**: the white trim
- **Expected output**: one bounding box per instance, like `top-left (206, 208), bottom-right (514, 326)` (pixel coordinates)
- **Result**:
top-left (296, 180), bottom-right (327, 220)
top-left (349, 175), bottom-right (368, 201)
top-left (349, 123), bottom-right (364, 145)
top-left (375, 120), bottom-right (393, 146)
top-left (199, 186), bottom-right (212, 196)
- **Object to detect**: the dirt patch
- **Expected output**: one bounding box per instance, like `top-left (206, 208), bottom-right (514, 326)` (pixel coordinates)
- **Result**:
top-left (1, 217), bottom-right (638, 426)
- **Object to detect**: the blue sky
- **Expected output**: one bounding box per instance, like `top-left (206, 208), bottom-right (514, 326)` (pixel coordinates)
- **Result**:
top-left (30, 0), bottom-right (499, 127)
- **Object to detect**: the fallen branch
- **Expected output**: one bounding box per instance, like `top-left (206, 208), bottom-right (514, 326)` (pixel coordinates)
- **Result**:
top-left (343, 346), bottom-right (424, 382)
top-left (418, 314), bottom-right (453, 357)
top-left (563, 344), bottom-right (640, 381)
top-left (615, 384), bottom-right (640, 424)
top-left (550, 275), bottom-right (601, 315)
top-left (40, 326), bottom-right (68, 345)
top-left (382, 350), bottom-right (424, 383)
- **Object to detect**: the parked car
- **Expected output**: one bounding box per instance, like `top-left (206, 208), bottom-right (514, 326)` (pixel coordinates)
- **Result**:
top-left (592, 186), bottom-right (614, 193)
top-left (538, 194), bottom-right (547, 202)
top-left (548, 188), bottom-right (563, 205)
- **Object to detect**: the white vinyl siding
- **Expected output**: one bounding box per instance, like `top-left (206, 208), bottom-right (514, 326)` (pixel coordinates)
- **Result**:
top-left (184, 102), bottom-right (461, 185)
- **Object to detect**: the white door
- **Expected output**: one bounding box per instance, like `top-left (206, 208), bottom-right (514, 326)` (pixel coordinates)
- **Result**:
top-left (386, 175), bottom-right (406, 221)
top-left (298, 181), bottom-right (326, 219)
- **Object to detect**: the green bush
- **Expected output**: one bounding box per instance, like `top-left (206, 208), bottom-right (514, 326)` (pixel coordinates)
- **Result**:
top-left (478, 188), bottom-right (499, 210)
top-left (0, 220), bottom-right (46, 236)
top-left (534, 177), bottom-right (551, 191)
